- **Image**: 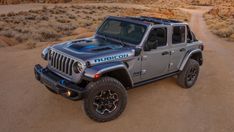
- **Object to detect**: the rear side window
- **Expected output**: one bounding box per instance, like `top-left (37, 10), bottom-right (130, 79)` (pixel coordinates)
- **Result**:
top-left (172, 26), bottom-right (185, 44)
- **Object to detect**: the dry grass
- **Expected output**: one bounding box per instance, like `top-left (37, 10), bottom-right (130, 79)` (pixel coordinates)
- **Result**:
top-left (0, 5), bottom-right (127, 48)
top-left (204, 3), bottom-right (234, 41)
top-left (139, 6), bottom-right (190, 22)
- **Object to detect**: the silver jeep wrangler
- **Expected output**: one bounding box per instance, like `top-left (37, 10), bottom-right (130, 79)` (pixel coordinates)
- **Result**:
top-left (34, 16), bottom-right (203, 122)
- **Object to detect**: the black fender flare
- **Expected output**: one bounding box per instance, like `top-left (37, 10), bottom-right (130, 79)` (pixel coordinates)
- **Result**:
top-left (83, 61), bottom-right (133, 87)
top-left (179, 49), bottom-right (202, 71)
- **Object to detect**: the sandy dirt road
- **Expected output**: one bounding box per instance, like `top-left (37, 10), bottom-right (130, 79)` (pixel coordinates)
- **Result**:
top-left (1, 6), bottom-right (234, 132)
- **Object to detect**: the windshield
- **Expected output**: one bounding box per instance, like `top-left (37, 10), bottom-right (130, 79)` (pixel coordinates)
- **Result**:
top-left (97, 18), bottom-right (147, 45)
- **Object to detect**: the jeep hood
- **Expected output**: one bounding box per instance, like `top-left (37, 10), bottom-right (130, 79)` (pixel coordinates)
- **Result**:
top-left (51, 37), bottom-right (136, 65)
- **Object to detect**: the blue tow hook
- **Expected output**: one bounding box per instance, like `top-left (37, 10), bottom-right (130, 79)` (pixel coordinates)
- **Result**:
top-left (60, 80), bottom-right (65, 85)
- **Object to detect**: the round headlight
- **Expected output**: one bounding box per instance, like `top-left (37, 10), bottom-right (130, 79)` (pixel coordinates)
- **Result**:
top-left (41, 46), bottom-right (50, 60)
top-left (73, 61), bottom-right (83, 73)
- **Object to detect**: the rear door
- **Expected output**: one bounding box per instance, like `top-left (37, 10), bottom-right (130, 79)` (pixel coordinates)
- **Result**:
top-left (169, 24), bottom-right (188, 72)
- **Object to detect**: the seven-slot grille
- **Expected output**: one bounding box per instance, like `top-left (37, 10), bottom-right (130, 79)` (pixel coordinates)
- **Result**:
top-left (48, 49), bottom-right (75, 76)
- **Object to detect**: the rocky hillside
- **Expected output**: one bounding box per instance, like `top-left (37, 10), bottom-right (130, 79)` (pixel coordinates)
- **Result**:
top-left (1, 0), bottom-right (233, 5)
top-left (0, 0), bottom-right (72, 4)
top-left (191, 0), bottom-right (233, 5)
top-left (204, 2), bottom-right (234, 41)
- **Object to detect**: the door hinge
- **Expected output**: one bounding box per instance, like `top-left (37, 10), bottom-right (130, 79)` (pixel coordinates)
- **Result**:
top-left (141, 69), bottom-right (147, 75)
top-left (168, 63), bottom-right (174, 69)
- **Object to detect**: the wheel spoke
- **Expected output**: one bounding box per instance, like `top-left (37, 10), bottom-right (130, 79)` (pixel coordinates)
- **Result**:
top-left (187, 66), bottom-right (198, 83)
top-left (93, 90), bottom-right (119, 115)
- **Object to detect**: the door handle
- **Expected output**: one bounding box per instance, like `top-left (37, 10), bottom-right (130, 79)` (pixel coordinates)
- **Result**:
top-left (162, 51), bottom-right (169, 56)
top-left (180, 48), bottom-right (186, 52)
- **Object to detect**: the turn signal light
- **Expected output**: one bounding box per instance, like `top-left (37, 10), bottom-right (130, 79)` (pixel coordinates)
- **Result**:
top-left (199, 45), bottom-right (204, 51)
top-left (94, 74), bottom-right (101, 79)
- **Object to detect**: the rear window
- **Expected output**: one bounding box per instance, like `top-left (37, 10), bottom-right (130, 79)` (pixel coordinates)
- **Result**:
top-left (172, 26), bottom-right (185, 44)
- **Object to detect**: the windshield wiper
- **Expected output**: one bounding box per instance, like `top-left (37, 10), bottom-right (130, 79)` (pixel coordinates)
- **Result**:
top-left (100, 34), bottom-right (128, 47)
top-left (102, 34), bottom-right (108, 41)
top-left (116, 37), bottom-right (127, 47)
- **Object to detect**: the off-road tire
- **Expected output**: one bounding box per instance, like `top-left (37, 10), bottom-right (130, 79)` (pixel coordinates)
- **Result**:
top-left (84, 77), bottom-right (127, 122)
top-left (177, 59), bottom-right (200, 88)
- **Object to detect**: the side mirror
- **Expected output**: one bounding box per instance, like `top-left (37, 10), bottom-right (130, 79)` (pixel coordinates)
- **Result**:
top-left (144, 40), bottom-right (158, 51)
top-left (135, 47), bottom-right (142, 56)
top-left (187, 39), bottom-right (192, 43)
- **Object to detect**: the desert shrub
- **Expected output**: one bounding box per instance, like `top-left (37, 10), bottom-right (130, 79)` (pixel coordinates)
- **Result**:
top-left (212, 28), bottom-right (232, 38)
top-left (55, 23), bottom-right (78, 32)
top-left (230, 34), bottom-right (234, 41)
top-left (68, 14), bottom-right (76, 19)
top-left (25, 41), bottom-right (36, 49)
top-left (36, 15), bottom-right (49, 21)
top-left (14, 32), bottom-right (30, 43)
top-left (49, 9), bottom-right (60, 14)
top-left (56, 18), bottom-right (70, 23)
top-left (25, 15), bottom-right (36, 20)
top-left (28, 10), bottom-right (40, 14)
top-left (78, 20), bottom-right (92, 27)
top-left (4, 18), bottom-right (15, 23)
top-left (33, 28), bottom-right (60, 42)
top-left (63, 31), bottom-right (72, 36)
top-left (52, 7), bottom-right (66, 14)
top-left (40, 31), bottom-right (60, 41)
top-left (71, 5), bottom-right (76, 9)
top-left (14, 27), bottom-right (29, 34)
top-left (82, 10), bottom-right (88, 14)
top-left (42, 6), bottom-right (48, 11)
top-left (0, 22), bottom-right (4, 31)
top-left (0, 30), bottom-right (15, 38)
top-left (12, 19), bottom-right (21, 24)
top-left (7, 12), bottom-right (16, 17)
top-left (0, 14), bottom-right (6, 17)
top-left (204, 4), bottom-right (234, 41)
top-left (204, 13), bottom-right (234, 39)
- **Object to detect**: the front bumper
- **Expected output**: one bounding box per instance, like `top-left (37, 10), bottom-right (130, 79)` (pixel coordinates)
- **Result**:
top-left (34, 64), bottom-right (86, 100)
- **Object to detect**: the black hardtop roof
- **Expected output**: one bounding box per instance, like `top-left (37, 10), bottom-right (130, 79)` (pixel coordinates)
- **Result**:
top-left (107, 16), bottom-right (184, 26)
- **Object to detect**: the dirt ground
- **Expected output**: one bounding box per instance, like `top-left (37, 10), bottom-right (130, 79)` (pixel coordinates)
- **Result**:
top-left (0, 4), bottom-right (234, 132)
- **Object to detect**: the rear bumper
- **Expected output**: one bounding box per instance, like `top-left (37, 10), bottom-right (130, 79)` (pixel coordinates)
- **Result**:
top-left (34, 64), bottom-right (86, 100)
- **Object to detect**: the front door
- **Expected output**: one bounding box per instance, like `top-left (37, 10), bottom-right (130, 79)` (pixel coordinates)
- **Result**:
top-left (141, 26), bottom-right (170, 80)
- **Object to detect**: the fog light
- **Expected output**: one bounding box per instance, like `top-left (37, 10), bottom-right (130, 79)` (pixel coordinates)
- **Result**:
top-left (67, 91), bottom-right (71, 97)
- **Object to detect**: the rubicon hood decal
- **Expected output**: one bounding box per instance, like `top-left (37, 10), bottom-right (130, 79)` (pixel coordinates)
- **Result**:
top-left (88, 50), bottom-right (135, 65)
top-left (94, 54), bottom-right (129, 63)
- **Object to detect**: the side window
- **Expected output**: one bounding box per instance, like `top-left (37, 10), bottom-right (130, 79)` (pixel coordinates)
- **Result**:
top-left (187, 26), bottom-right (193, 43)
top-left (147, 27), bottom-right (167, 47)
top-left (172, 26), bottom-right (185, 44)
